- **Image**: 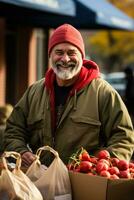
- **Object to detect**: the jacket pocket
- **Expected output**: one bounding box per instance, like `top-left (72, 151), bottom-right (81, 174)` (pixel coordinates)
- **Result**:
top-left (27, 118), bottom-right (44, 131)
top-left (71, 116), bottom-right (101, 126)
top-left (70, 115), bottom-right (101, 149)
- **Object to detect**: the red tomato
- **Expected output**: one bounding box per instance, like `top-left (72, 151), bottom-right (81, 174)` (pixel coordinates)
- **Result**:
top-left (100, 170), bottom-right (111, 178)
top-left (108, 166), bottom-right (120, 175)
top-left (110, 174), bottom-right (119, 179)
top-left (79, 161), bottom-right (92, 173)
top-left (97, 150), bottom-right (110, 160)
top-left (111, 157), bottom-right (119, 166)
top-left (119, 170), bottom-right (131, 178)
top-left (96, 161), bottom-right (109, 174)
top-left (117, 160), bottom-right (129, 171)
top-left (79, 151), bottom-right (90, 161)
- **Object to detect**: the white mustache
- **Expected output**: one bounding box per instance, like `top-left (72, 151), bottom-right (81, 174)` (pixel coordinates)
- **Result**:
top-left (56, 61), bottom-right (76, 68)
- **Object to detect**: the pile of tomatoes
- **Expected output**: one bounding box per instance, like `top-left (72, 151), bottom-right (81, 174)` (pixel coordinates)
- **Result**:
top-left (67, 148), bottom-right (134, 179)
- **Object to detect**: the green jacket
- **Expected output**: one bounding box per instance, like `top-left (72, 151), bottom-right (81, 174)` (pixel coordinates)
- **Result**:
top-left (4, 77), bottom-right (134, 164)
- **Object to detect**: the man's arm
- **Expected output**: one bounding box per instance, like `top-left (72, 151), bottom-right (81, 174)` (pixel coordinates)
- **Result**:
top-left (99, 81), bottom-right (134, 161)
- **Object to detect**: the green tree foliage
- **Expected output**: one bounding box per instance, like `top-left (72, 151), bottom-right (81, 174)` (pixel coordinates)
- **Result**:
top-left (88, 0), bottom-right (134, 73)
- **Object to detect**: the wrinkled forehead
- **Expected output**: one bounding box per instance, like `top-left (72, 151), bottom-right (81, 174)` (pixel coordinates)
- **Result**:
top-left (52, 42), bottom-right (81, 53)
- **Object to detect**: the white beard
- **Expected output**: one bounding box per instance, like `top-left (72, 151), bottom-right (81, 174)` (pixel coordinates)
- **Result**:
top-left (50, 59), bottom-right (83, 80)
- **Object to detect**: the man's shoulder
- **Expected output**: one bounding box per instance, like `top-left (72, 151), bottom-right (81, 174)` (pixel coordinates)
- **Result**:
top-left (93, 77), bottom-right (115, 89)
top-left (90, 78), bottom-right (119, 97)
top-left (29, 78), bottom-right (45, 91)
top-left (31, 78), bottom-right (45, 87)
top-left (91, 77), bottom-right (110, 88)
top-left (24, 78), bottom-right (46, 100)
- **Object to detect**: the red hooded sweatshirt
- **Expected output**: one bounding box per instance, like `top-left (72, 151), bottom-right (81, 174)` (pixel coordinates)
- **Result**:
top-left (45, 59), bottom-right (100, 132)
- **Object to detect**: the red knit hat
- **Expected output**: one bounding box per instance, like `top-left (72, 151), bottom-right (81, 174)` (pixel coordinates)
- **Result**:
top-left (48, 24), bottom-right (85, 58)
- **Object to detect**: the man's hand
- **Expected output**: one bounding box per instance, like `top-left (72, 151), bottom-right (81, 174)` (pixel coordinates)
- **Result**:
top-left (21, 151), bottom-right (36, 167)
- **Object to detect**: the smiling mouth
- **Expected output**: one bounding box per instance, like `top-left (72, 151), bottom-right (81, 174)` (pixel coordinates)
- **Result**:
top-left (58, 66), bottom-right (70, 71)
top-left (56, 64), bottom-right (75, 69)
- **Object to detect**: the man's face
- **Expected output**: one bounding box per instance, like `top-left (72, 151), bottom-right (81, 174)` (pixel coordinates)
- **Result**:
top-left (49, 43), bottom-right (83, 80)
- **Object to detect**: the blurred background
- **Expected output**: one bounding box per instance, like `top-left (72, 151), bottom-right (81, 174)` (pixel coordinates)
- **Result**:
top-left (82, 0), bottom-right (134, 73)
top-left (0, 0), bottom-right (134, 124)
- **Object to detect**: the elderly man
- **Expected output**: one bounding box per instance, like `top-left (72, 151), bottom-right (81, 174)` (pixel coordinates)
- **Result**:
top-left (4, 24), bottom-right (134, 167)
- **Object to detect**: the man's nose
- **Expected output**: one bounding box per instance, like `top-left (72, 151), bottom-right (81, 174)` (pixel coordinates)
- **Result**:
top-left (61, 53), bottom-right (70, 62)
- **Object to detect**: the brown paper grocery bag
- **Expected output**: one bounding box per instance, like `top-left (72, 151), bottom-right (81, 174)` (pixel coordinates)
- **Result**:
top-left (0, 151), bottom-right (43, 200)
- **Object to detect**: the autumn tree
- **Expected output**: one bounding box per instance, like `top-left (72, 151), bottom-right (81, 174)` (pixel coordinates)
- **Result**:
top-left (88, 0), bottom-right (134, 73)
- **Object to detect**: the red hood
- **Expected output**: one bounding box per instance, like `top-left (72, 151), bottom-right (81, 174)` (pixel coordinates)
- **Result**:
top-left (44, 59), bottom-right (100, 132)
top-left (45, 59), bottom-right (100, 94)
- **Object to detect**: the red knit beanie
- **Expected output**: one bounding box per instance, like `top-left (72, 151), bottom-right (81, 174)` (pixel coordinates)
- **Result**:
top-left (48, 24), bottom-right (85, 58)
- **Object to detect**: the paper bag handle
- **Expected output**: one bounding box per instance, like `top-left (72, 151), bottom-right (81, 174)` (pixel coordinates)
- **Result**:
top-left (36, 145), bottom-right (59, 159)
top-left (2, 151), bottom-right (21, 170)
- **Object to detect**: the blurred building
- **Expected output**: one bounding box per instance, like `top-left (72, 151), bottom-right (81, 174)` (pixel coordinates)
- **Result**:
top-left (0, 0), bottom-right (75, 106)
top-left (0, 19), bottom-right (49, 106)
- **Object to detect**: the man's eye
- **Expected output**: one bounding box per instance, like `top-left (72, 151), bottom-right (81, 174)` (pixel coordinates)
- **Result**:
top-left (68, 52), bottom-right (76, 56)
top-left (55, 51), bottom-right (63, 55)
